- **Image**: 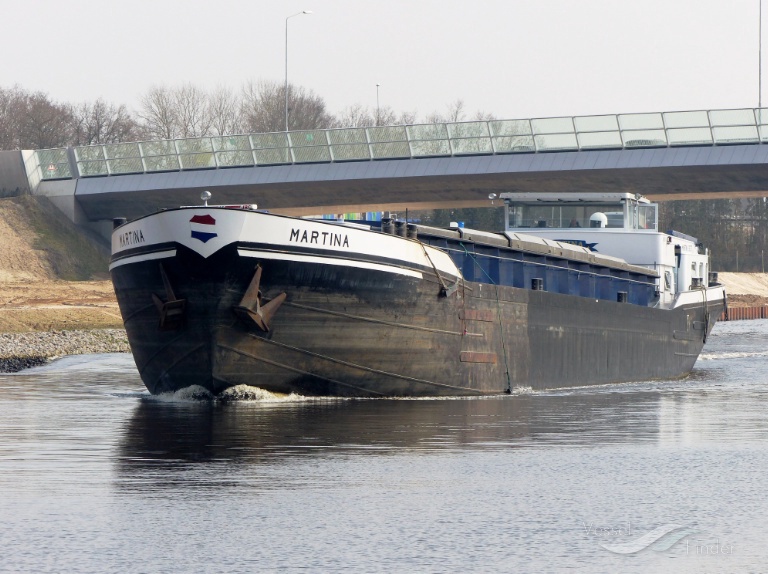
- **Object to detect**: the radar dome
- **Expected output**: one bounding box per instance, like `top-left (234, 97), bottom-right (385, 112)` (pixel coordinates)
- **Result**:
top-left (589, 212), bottom-right (608, 228)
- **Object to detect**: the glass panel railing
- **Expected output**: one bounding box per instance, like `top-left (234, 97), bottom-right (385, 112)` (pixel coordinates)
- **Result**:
top-left (78, 160), bottom-right (109, 177)
top-left (211, 136), bottom-right (254, 167)
top-left (214, 150), bottom-right (255, 167)
top-left (534, 133), bottom-right (578, 151)
top-left (328, 128), bottom-right (368, 145)
top-left (212, 135), bottom-right (252, 152)
top-left (176, 137), bottom-right (212, 153)
top-left (253, 149), bottom-right (291, 165)
top-left (531, 117), bottom-right (574, 135)
top-left (105, 143), bottom-right (144, 174)
top-left (107, 156), bottom-right (144, 174)
top-left (140, 141), bottom-right (180, 172)
top-left (488, 120), bottom-right (533, 136)
top-left (712, 125), bottom-right (759, 145)
top-left (489, 119), bottom-right (532, 137)
top-left (407, 123), bottom-right (449, 141)
top-left (577, 131), bottom-right (623, 149)
top-left (30, 108), bottom-right (768, 184)
top-left (330, 144), bottom-right (371, 161)
top-left (250, 133), bottom-right (290, 165)
top-left (37, 148), bottom-right (72, 179)
top-left (105, 142), bottom-right (141, 158)
top-left (709, 109), bottom-right (756, 127)
top-left (367, 126), bottom-right (410, 159)
top-left (367, 125), bottom-right (408, 143)
top-left (408, 124), bottom-right (450, 156)
top-left (370, 141), bottom-right (411, 159)
top-left (410, 139), bottom-right (451, 157)
top-left (289, 131), bottom-right (331, 163)
top-left (490, 120), bottom-right (534, 152)
top-left (663, 110), bottom-right (709, 129)
top-left (451, 137), bottom-right (494, 155)
top-left (252, 132), bottom-right (289, 149)
top-left (328, 128), bottom-right (370, 161)
top-left (179, 153), bottom-right (216, 170)
top-left (292, 145), bottom-right (332, 163)
top-left (74, 145), bottom-right (108, 176)
top-left (492, 135), bottom-right (535, 153)
top-left (289, 130), bottom-right (328, 147)
top-left (176, 138), bottom-right (215, 170)
top-left (447, 122), bottom-right (492, 154)
top-left (74, 145), bottom-right (105, 162)
top-left (573, 115), bottom-right (619, 133)
top-left (667, 127), bottom-right (713, 146)
top-left (448, 121), bottom-right (490, 139)
top-left (618, 113), bottom-right (664, 131)
top-left (622, 130), bottom-right (668, 147)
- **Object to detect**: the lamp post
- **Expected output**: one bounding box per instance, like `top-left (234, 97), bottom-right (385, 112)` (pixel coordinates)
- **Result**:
top-left (376, 83), bottom-right (380, 126)
top-left (285, 10), bottom-right (312, 132)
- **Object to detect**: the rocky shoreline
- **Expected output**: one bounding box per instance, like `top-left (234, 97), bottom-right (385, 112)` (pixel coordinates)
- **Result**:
top-left (0, 329), bottom-right (130, 373)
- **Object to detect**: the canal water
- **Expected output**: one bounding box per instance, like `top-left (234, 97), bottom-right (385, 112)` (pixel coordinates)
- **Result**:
top-left (1, 320), bottom-right (768, 573)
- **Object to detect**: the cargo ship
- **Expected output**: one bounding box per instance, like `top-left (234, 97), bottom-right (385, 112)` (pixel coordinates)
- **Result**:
top-left (109, 192), bottom-right (725, 396)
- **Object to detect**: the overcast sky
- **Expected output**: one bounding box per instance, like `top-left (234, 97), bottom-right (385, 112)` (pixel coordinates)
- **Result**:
top-left (3, 0), bottom-right (762, 121)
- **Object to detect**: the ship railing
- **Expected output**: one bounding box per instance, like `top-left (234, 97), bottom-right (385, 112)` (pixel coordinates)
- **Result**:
top-left (28, 107), bottom-right (768, 183)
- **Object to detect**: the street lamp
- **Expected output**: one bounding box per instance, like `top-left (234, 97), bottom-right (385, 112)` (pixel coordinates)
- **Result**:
top-left (376, 83), bottom-right (380, 126)
top-left (285, 10), bottom-right (312, 132)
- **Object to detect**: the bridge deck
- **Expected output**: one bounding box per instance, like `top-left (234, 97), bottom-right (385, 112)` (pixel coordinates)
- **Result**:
top-left (23, 107), bottom-right (768, 222)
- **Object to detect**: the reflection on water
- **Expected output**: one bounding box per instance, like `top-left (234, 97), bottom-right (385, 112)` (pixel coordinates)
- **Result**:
top-left (1, 321), bottom-right (768, 572)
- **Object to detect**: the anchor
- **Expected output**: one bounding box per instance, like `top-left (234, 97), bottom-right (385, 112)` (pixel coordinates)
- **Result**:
top-left (233, 264), bottom-right (286, 332)
top-left (151, 264), bottom-right (187, 330)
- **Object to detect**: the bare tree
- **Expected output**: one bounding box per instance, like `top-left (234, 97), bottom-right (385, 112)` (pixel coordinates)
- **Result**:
top-left (425, 99), bottom-right (466, 124)
top-left (0, 85), bottom-right (26, 149)
top-left (0, 86), bottom-right (74, 149)
top-left (71, 99), bottom-right (141, 145)
top-left (336, 103), bottom-right (375, 128)
top-left (208, 86), bottom-right (243, 136)
top-left (241, 79), bottom-right (333, 133)
top-left (397, 110), bottom-right (418, 125)
top-left (174, 83), bottom-right (212, 138)
top-left (336, 104), bottom-right (416, 128)
top-left (19, 92), bottom-right (73, 149)
top-left (472, 109), bottom-right (497, 121)
top-left (138, 86), bottom-right (178, 140)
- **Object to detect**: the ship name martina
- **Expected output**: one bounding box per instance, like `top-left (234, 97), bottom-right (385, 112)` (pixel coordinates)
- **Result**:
top-left (119, 229), bottom-right (145, 248)
top-left (289, 228), bottom-right (350, 248)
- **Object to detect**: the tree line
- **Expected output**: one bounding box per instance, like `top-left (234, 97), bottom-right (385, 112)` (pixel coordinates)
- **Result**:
top-left (659, 199), bottom-right (768, 273)
top-left (1, 82), bottom-right (765, 271)
top-left (0, 81), bottom-right (486, 150)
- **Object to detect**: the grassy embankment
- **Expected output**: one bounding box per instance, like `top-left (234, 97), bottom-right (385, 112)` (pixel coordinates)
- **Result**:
top-left (0, 195), bottom-right (123, 333)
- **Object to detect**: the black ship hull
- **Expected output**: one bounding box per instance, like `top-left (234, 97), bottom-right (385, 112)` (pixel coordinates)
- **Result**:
top-left (111, 241), bottom-right (723, 397)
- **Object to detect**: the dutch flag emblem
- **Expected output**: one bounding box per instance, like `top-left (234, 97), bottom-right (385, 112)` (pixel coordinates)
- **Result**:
top-left (190, 214), bottom-right (218, 243)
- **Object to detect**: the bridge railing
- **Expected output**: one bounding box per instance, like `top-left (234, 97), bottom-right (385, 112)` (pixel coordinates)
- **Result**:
top-left (29, 107), bottom-right (768, 182)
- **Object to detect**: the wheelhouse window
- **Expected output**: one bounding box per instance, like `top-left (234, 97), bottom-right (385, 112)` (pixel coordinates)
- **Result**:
top-left (502, 193), bottom-right (658, 231)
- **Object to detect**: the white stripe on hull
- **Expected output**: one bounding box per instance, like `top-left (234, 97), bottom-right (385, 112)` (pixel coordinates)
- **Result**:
top-left (237, 249), bottom-right (424, 279)
top-left (109, 249), bottom-right (177, 271)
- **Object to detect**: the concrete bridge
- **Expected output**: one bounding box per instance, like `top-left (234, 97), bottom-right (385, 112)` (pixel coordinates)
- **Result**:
top-left (6, 107), bottom-right (768, 237)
